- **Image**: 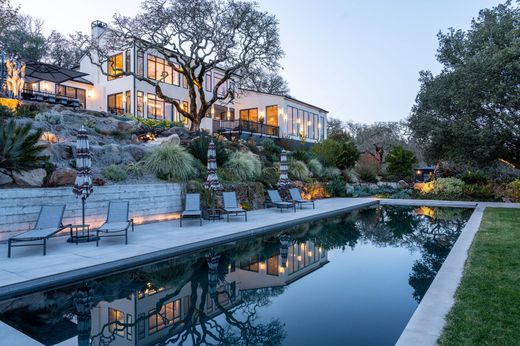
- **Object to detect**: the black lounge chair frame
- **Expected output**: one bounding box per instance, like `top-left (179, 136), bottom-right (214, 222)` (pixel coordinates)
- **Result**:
top-left (265, 190), bottom-right (296, 212)
top-left (180, 193), bottom-right (203, 227)
top-left (96, 201), bottom-right (134, 247)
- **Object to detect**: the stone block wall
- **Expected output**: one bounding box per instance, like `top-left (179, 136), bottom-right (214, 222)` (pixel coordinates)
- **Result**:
top-left (0, 183), bottom-right (184, 241)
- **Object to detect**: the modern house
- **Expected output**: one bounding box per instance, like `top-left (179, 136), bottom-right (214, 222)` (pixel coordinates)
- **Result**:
top-left (70, 20), bottom-right (328, 144)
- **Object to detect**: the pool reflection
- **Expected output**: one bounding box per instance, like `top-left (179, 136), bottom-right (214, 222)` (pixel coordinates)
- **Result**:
top-left (0, 206), bottom-right (472, 346)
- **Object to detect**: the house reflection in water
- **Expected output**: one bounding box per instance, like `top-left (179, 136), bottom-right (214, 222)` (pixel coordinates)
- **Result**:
top-left (89, 238), bottom-right (328, 345)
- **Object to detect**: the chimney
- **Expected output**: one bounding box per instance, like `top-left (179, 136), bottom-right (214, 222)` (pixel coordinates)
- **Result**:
top-left (91, 20), bottom-right (107, 39)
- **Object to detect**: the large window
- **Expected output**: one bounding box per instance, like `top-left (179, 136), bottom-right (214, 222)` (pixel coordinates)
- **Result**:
top-left (266, 255), bottom-right (279, 276)
top-left (125, 90), bottom-right (131, 114)
top-left (137, 313), bottom-right (145, 340)
top-left (125, 50), bottom-right (131, 73)
top-left (147, 94), bottom-right (164, 119)
top-left (265, 105), bottom-right (278, 126)
top-left (55, 85), bottom-right (86, 108)
top-left (147, 55), bottom-right (179, 85)
top-left (108, 53), bottom-right (123, 80)
top-left (205, 72), bottom-right (212, 91)
top-left (214, 72), bottom-right (226, 96)
top-left (126, 314), bottom-right (133, 341)
top-left (136, 50), bottom-right (144, 77)
top-left (214, 104), bottom-right (227, 120)
top-left (240, 108), bottom-right (258, 122)
top-left (107, 93), bottom-right (124, 114)
top-left (240, 255), bottom-right (259, 272)
top-left (137, 91), bottom-right (144, 117)
top-left (286, 106), bottom-right (323, 139)
top-left (320, 116), bottom-right (325, 140)
top-left (108, 308), bottom-right (125, 337)
top-left (148, 300), bottom-right (181, 335)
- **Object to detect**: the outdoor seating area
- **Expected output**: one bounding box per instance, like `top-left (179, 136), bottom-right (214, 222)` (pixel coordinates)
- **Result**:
top-left (21, 88), bottom-right (82, 109)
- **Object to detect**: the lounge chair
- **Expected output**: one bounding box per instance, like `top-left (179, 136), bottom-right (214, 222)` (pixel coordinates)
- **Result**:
top-left (266, 190), bottom-right (296, 212)
top-left (96, 201), bottom-right (134, 246)
top-left (289, 188), bottom-right (315, 209)
top-left (222, 192), bottom-right (247, 222)
top-left (180, 193), bottom-right (202, 227)
top-left (8, 205), bottom-right (70, 257)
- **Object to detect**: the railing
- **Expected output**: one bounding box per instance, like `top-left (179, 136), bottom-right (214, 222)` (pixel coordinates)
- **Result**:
top-left (107, 107), bottom-right (125, 115)
top-left (21, 88), bottom-right (82, 108)
top-left (214, 119), bottom-right (280, 137)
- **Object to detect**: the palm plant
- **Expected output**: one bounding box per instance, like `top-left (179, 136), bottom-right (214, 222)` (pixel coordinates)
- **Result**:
top-left (0, 119), bottom-right (47, 177)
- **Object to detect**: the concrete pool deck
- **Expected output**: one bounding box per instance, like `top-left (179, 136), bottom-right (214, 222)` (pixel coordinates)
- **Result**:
top-left (0, 197), bottom-right (377, 300)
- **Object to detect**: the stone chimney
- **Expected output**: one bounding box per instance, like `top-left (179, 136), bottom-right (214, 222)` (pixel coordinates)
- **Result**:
top-left (91, 20), bottom-right (107, 39)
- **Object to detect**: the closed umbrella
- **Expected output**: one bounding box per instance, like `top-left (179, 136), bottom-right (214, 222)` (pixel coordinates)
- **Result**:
top-left (277, 150), bottom-right (291, 189)
top-left (279, 234), bottom-right (291, 268)
top-left (206, 252), bottom-right (221, 301)
top-left (73, 126), bottom-right (93, 225)
top-left (204, 140), bottom-right (223, 191)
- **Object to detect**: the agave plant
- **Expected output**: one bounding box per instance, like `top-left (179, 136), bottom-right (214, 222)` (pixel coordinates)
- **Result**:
top-left (0, 119), bottom-right (47, 176)
top-left (188, 134), bottom-right (228, 166)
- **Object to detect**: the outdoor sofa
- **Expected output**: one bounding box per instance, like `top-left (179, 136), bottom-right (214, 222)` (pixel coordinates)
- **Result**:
top-left (7, 205), bottom-right (71, 257)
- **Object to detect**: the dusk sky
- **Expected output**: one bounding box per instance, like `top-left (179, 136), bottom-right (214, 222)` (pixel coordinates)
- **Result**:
top-left (14, 0), bottom-right (503, 123)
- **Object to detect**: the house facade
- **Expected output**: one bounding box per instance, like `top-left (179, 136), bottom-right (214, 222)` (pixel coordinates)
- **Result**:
top-left (75, 21), bottom-right (327, 143)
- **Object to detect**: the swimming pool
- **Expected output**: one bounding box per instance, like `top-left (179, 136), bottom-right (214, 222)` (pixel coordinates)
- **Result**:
top-left (0, 205), bottom-right (473, 345)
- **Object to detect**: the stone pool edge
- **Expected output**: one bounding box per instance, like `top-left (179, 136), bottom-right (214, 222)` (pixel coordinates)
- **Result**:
top-left (394, 201), bottom-right (520, 346)
top-left (0, 199), bottom-right (378, 301)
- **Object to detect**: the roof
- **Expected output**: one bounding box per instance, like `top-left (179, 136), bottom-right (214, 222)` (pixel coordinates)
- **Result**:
top-left (239, 88), bottom-right (329, 114)
top-left (71, 76), bottom-right (94, 85)
top-left (415, 166), bottom-right (436, 171)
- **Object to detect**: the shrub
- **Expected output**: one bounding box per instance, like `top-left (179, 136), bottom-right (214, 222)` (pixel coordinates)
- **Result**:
top-left (312, 138), bottom-right (359, 170)
top-left (34, 111), bottom-right (63, 125)
top-left (386, 145), bottom-right (417, 180)
top-left (223, 151), bottom-right (262, 182)
top-left (188, 134), bottom-right (228, 166)
top-left (0, 119), bottom-right (47, 173)
top-left (289, 159), bottom-right (310, 181)
top-left (307, 159), bottom-right (323, 178)
top-left (15, 104), bottom-right (40, 118)
top-left (463, 184), bottom-right (495, 200)
top-left (126, 161), bottom-right (145, 177)
top-left (260, 138), bottom-right (281, 162)
top-left (145, 144), bottom-right (196, 182)
top-left (0, 104), bottom-right (14, 118)
top-left (291, 148), bottom-right (313, 163)
top-left (257, 166), bottom-right (280, 187)
top-left (102, 164), bottom-right (128, 182)
top-left (321, 166), bottom-right (342, 180)
top-left (355, 159), bottom-right (378, 183)
top-left (326, 176), bottom-right (346, 197)
top-left (460, 170), bottom-right (489, 185)
top-left (433, 177), bottom-right (465, 197)
top-left (506, 179), bottom-right (520, 202)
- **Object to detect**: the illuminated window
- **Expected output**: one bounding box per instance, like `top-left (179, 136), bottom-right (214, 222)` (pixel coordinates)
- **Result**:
top-left (213, 104), bottom-right (227, 120)
top-left (239, 108), bottom-right (258, 122)
top-left (147, 94), bottom-right (164, 119)
top-left (181, 101), bottom-right (189, 125)
top-left (182, 73), bottom-right (188, 89)
top-left (107, 53), bottom-right (123, 80)
top-left (125, 50), bottom-right (131, 73)
top-left (240, 255), bottom-right (259, 272)
top-left (136, 91), bottom-right (144, 117)
top-left (108, 308), bottom-right (125, 337)
top-left (265, 105), bottom-right (278, 126)
top-left (56, 85), bottom-right (86, 108)
top-left (266, 255), bottom-right (279, 276)
top-left (126, 314), bottom-right (133, 340)
top-left (107, 93), bottom-right (124, 114)
top-left (147, 55), bottom-right (179, 85)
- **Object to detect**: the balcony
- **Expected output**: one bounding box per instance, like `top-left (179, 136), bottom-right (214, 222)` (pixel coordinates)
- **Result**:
top-left (21, 88), bottom-right (82, 108)
top-left (213, 119), bottom-right (280, 138)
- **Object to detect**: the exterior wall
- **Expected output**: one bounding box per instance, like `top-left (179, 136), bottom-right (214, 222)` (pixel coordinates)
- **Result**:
top-left (0, 183), bottom-right (183, 241)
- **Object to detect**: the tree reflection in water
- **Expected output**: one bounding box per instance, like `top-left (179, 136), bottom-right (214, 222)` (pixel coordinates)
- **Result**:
top-left (0, 206), bottom-right (471, 345)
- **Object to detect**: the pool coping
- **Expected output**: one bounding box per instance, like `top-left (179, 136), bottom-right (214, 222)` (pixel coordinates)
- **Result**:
top-left (395, 201), bottom-right (520, 346)
top-left (0, 199), bottom-right (378, 301)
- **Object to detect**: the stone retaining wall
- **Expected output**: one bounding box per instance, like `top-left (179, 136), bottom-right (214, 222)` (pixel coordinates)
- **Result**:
top-left (0, 183), bottom-right (184, 241)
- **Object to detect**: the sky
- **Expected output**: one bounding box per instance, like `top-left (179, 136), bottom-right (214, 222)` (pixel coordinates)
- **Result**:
top-left (13, 0), bottom-right (503, 123)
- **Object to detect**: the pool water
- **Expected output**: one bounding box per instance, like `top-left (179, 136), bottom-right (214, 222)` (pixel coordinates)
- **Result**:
top-left (0, 206), bottom-right (473, 346)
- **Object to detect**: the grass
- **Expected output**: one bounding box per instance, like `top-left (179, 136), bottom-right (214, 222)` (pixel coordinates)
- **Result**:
top-left (439, 208), bottom-right (520, 345)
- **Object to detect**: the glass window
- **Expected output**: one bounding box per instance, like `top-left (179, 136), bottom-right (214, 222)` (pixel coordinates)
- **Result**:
top-left (240, 255), bottom-right (259, 272)
top-left (107, 93), bottom-right (124, 114)
top-left (214, 73), bottom-right (226, 96)
top-left (137, 313), bottom-right (145, 340)
top-left (214, 104), bottom-right (227, 120)
top-left (266, 105), bottom-right (278, 126)
top-left (147, 55), bottom-right (179, 85)
top-left (125, 90), bottom-right (131, 114)
top-left (320, 116), bottom-right (325, 140)
top-left (126, 314), bottom-right (133, 340)
top-left (240, 108), bottom-right (258, 122)
top-left (267, 255), bottom-right (279, 276)
top-left (182, 74), bottom-right (188, 89)
top-left (287, 107), bottom-right (293, 135)
top-left (205, 72), bottom-right (212, 91)
top-left (182, 101), bottom-right (189, 124)
top-left (165, 102), bottom-right (173, 121)
top-left (137, 91), bottom-right (144, 117)
top-left (125, 50), bottom-right (131, 73)
top-left (229, 108), bottom-right (235, 121)
top-left (147, 94), bottom-right (164, 119)
top-left (108, 53), bottom-right (123, 80)
top-left (183, 295), bottom-right (190, 317)
top-left (137, 50), bottom-right (144, 77)
top-left (108, 308), bottom-right (125, 337)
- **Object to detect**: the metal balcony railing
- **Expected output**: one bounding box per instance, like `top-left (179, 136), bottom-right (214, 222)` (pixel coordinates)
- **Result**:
top-left (214, 119), bottom-right (280, 137)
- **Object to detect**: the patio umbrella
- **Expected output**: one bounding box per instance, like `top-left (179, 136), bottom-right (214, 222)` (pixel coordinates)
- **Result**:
top-left (277, 150), bottom-right (291, 189)
top-left (72, 284), bottom-right (94, 346)
top-left (204, 140), bottom-right (223, 191)
top-left (206, 252), bottom-right (221, 301)
top-left (25, 62), bottom-right (88, 84)
top-left (279, 234), bottom-right (291, 268)
top-left (73, 126), bottom-right (93, 225)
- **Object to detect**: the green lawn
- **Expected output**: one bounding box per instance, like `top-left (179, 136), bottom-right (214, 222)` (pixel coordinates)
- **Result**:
top-left (439, 208), bottom-right (520, 346)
